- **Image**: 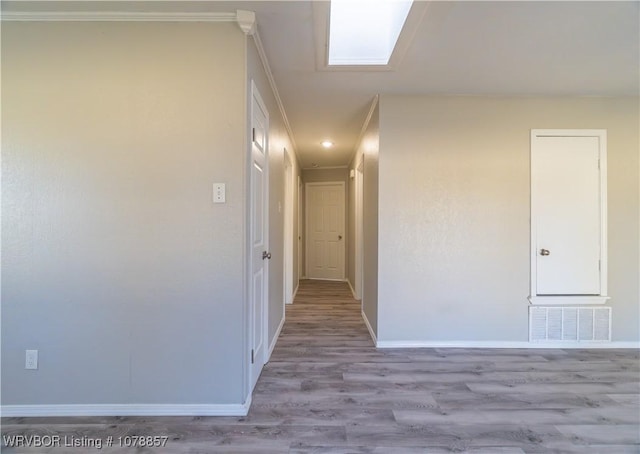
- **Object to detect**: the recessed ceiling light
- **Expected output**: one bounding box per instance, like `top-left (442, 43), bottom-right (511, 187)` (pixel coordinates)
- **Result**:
top-left (322, 141), bottom-right (334, 148)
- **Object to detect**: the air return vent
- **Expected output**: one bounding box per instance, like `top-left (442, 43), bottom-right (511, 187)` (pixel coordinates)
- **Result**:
top-left (529, 307), bottom-right (611, 342)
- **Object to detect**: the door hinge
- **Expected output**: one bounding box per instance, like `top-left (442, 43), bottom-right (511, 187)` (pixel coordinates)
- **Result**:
top-left (252, 128), bottom-right (256, 142)
top-left (598, 159), bottom-right (601, 170)
top-left (599, 259), bottom-right (601, 271)
top-left (251, 349), bottom-right (254, 364)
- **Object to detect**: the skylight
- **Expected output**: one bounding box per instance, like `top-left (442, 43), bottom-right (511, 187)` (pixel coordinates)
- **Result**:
top-left (328, 0), bottom-right (414, 66)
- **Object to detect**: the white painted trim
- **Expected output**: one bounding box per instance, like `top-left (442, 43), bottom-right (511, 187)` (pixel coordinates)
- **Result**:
top-left (236, 10), bottom-right (256, 35)
top-left (1, 11), bottom-right (238, 22)
top-left (251, 30), bottom-right (300, 163)
top-left (347, 279), bottom-right (357, 300)
top-left (350, 97), bottom-right (379, 168)
top-left (1, 401), bottom-right (251, 417)
top-left (529, 129), bottom-right (608, 303)
top-left (306, 277), bottom-right (347, 282)
top-left (354, 155), bottom-right (365, 301)
top-left (375, 340), bottom-right (640, 349)
top-left (303, 166), bottom-right (350, 170)
top-left (361, 311), bottom-right (377, 345)
top-left (529, 295), bottom-right (610, 305)
top-left (283, 150), bottom-right (295, 306)
top-left (291, 283), bottom-right (299, 304)
top-left (267, 315), bottom-right (285, 361)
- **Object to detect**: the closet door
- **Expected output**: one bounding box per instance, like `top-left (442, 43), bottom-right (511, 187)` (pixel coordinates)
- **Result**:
top-left (530, 130), bottom-right (608, 305)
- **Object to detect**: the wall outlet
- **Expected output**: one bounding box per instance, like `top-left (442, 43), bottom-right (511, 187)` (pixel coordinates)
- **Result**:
top-left (213, 183), bottom-right (226, 204)
top-left (25, 349), bottom-right (38, 370)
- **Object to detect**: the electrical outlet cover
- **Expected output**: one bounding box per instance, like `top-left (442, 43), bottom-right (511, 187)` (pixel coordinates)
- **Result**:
top-left (25, 349), bottom-right (38, 370)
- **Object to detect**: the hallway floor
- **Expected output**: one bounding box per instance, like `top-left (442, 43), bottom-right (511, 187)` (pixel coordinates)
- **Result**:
top-left (2, 279), bottom-right (639, 453)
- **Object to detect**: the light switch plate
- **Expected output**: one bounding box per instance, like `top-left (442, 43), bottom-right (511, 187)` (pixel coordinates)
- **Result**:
top-left (213, 183), bottom-right (226, 204)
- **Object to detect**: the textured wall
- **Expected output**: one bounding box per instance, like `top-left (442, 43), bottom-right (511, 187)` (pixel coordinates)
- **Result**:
top-left (2, 22), bottom-right (248, 405)
top-left (378, 95), bottom-right (639, 343)
top-left (247, 36), bottom-right (301, 350)
top-left (351, 104), bottom-right (382, 336)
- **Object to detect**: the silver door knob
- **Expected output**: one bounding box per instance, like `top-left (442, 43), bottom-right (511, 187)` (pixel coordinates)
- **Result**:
top-left (540, 249), bottom-right (550, 256)
top-left (262, 251), bottom-right (271, 260)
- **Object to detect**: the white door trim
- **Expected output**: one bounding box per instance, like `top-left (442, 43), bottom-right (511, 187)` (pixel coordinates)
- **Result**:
top-left (354, 158), bottom-right (364, 300)
top-left (298, 176), bottom-right (304, 280)
top-left (283, 150), bottom-right (294, 305)
top-left (247, 80), bottom-right (269, 396)
top-left (529, 129), bottom-right (608, 305)
top-left (305, 181), bottom-right (347, 281)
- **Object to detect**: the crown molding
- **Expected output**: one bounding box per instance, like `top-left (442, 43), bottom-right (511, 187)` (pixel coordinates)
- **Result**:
top-left (1, 11), bottom-right (238, 22)
top-left (250, 27), bottom-right (300, 166)
top-left (236, 9), bottom-right (256, 35)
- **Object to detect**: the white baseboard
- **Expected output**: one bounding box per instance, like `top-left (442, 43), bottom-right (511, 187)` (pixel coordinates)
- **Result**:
top-left (375, 340), bottom-right (640, 349)
top-left (306, 277), bottom-right (347, 282)
top-left (1, 400), bottom-right (251, 417)
top-left (347, 280), bottom-right (358, 299)
top-left (361, 310), bottom-right (377, 345)
top-left (267, 315), bottom-right (285, 360)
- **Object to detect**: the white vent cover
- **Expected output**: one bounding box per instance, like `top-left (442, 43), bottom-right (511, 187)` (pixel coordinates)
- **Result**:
top-left (529, 306), bottom-right (611, 342)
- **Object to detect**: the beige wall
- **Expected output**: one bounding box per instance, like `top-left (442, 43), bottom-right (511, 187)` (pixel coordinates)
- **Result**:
top-left (348, 102), bottom-right (380, 334)
top-left (302, 167), bottom-right (349, 184)
top-left (378, 95), bottom-right (639, 343)
top-left (247, 36), bottom-right (301, 348)
top-left (2, 22), bottom-right (249, 406)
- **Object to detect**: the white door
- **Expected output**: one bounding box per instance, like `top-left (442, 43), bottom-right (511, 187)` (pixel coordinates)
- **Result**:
top-left (249, 82), bottom-right (269, 391)
top-left (531, 132), bottom-right (605, 297)
top-left (306, 182), bottom-right (345, 280)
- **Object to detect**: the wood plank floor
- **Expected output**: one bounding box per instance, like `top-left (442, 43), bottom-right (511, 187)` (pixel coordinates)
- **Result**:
top-left (3, 279), bottom-right (639, 453)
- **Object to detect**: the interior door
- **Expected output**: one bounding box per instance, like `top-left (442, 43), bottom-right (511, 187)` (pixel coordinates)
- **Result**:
top-left (532, 135), bottom-right (601, 295)
top-left (250, 83), bottom-right (269, 391)
top-left (306, 182), bottom-right (345, 280)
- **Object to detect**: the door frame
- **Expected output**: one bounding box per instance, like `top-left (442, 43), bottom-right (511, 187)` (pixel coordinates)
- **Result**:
top-left (283, 150), bottom-right (295, 304)
top-left (247, 80), bottom-right (270, 396)
top-left (354, 157), bottom-right (364, 300)
top-left (305, 181), bottom-right (347, 281)
top-left (298, 176), bottom-right (304, 280)
top-left (529, 129), bottom-right (608, 306)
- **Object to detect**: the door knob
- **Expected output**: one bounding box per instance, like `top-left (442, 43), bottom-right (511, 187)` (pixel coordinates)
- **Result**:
top-left (540, 249), bottom-right (550, 256)
top-left (338, 235), bottom-right (343, 240)
top-left (262, 251), bottom-right (271, 260)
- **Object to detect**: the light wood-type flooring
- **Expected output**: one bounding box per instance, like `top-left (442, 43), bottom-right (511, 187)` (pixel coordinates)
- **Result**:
top-left (3, 279), bottom-right (639, 453)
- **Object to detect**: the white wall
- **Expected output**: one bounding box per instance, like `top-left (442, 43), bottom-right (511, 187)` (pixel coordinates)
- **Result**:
top-left (378, 95), bottom-right (639, 343)
top-left (2, 22), bottom-right (249, 408)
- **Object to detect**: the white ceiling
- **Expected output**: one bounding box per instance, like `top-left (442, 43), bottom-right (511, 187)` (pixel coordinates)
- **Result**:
top-left (6, 1), bottom-right (640, 168)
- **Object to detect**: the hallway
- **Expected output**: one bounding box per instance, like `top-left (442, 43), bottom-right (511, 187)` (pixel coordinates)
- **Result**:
top-left (249, 279), bottom-right (640, 453)
top-left (2, 280), bottom-right (638, 453)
